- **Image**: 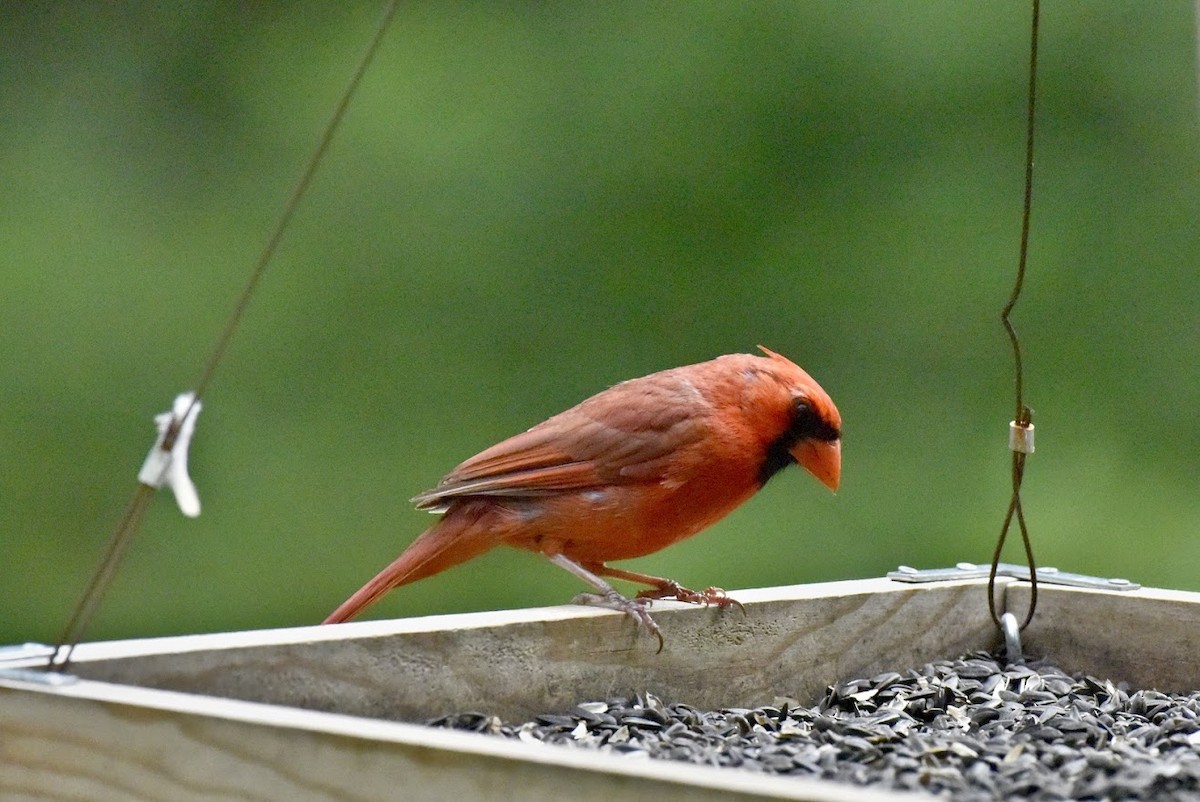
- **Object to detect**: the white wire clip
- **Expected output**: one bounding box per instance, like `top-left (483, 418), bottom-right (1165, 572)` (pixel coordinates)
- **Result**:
top-left (1009, 420), bottom-right (1034, 454)
top-left (138, 392), bottom-right (203, 517)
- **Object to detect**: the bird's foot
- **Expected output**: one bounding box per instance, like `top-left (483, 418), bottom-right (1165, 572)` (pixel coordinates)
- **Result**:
top-left (637, 581), bottom-right (746, 614)
top-left (573, 589), bottom-right (665, 653)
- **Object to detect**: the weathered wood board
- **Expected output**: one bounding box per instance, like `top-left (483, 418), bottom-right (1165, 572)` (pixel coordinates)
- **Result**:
top-left (3, 576), bottom-right (1193, 801)
top-left (23, 577), bottom-right (998, 722)
top-left (1015, 583), bottom-right (1200, 692)
top-left (0, 675), bottom-right (920, 802)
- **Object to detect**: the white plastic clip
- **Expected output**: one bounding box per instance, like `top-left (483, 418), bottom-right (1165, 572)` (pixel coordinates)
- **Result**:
top-left (138, 392), bottom-right (202, 517)
top-left (1009, 420), bottom-right (1034, 454)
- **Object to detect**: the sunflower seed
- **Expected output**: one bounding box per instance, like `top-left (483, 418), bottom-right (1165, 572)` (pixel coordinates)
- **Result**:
top-left (430, 651), bottom-right (1200, 800)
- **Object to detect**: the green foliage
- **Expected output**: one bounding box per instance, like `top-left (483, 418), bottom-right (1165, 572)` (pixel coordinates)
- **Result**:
top-left (2, 2), bottom-right (1197, 644)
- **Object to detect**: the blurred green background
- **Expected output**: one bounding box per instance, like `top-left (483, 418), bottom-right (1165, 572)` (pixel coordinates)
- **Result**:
top-left (2, 2), bottom-right (1197, 646)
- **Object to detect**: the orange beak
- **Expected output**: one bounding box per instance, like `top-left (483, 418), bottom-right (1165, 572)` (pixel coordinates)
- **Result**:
top-left (791, 438), bottom-right (841, 492)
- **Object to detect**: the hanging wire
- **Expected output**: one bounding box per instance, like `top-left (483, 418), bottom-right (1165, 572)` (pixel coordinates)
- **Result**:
top-left (48, 0), bottom-right (400, 670)
top-left (988, 0), bottom-right (1041, 632)
top-left (1194, 0), bottom-right (1200, 121)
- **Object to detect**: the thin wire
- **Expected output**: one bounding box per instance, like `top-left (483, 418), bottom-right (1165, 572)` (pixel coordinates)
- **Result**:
top-left (1002, 0), bottom-right (1039, 427)
top-left (182, 0), bottom-right (401, 435)
top-left (989, 0), bottom-right (1040, 632)
top-left (1194, 0), bottom-right (1200, 122)
top-left (50, 487), bottom-right (155, 668)
top-left (48, 0), bottom-right (400, 670)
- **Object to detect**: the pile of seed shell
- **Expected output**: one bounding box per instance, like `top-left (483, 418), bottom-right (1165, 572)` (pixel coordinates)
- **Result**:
top-left (430, 652), bottom-right (1200, 800)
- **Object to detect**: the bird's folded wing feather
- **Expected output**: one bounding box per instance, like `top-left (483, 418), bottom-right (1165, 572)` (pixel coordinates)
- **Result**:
top-left (411, 376), bottom-right (709, 511)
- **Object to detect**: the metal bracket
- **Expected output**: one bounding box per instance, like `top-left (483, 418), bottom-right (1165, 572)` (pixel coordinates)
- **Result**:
top-left (888, 562), bottom-right (1140, 591)
top-left (1000, 612), bottom-right (1024, 664)
top-left (0, 643), bottom-right (77, 686)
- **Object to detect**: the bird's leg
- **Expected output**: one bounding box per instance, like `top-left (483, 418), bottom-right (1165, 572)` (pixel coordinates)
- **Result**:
top-left (587, 564), bottom-right (745, 614)
top-left (546, 553), bottom-right (664, 652)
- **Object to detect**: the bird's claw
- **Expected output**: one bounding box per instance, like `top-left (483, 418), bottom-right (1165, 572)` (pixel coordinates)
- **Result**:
top-left (637, 581), bottom-right (746, 614)
top-left (573, 589), bottom-right (665, 653)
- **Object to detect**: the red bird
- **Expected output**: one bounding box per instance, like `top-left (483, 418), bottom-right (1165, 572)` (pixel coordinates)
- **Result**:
top-left (323, 346), bottom-right (841, 648)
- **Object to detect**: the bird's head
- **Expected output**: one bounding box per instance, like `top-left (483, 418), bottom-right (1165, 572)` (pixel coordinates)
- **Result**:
top-left (753, 345), bottom-right (842, 492)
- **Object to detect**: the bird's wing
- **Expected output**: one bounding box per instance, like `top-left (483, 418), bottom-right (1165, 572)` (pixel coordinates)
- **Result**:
top-left (411, 373), bottom-right (710, 511)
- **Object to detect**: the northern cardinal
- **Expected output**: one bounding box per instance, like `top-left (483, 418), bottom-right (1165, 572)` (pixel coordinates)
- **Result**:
top-left (323, 346), bottom-right (841, 649)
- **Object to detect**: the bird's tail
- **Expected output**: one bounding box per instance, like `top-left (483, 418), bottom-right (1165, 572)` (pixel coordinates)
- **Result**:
top-left (322, 510), bottom-right (498, 624)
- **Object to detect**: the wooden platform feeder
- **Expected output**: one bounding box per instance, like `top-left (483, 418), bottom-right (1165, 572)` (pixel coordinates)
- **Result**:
top-left (2, 576), bottom-right (1197, 801)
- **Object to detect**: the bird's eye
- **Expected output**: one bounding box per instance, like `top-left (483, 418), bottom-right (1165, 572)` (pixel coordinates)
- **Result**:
top-left (791, 397), bottom-right (839, 441)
